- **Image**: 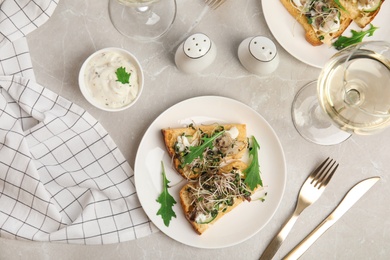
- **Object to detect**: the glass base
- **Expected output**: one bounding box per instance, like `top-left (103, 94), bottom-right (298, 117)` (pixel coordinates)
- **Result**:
top-left (291, 81), bottom-right (351, 145)
top-left (109, 0), bottom-right (177, 41)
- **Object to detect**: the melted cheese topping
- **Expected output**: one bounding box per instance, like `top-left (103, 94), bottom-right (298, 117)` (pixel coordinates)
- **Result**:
top-left (292, 0), bottom-right (341, 37)
top-left (313, 11), bottom-right (341, 34)
top-left (357, 0), bottom-right (381, 11)
top-left (226, 126), bottom-right (239, 139)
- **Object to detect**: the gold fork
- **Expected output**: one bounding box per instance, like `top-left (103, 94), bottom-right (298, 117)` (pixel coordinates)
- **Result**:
top-left (205, 0), bottom-right (226, 9)
top-left (259, 157), bottom-right (339, 260)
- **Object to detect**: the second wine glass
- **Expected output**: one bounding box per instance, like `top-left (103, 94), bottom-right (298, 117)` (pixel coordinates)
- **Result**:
top-left (292, 41), bottom-right (390, 145)
top-left (109, 0), bottom-right (177, 41)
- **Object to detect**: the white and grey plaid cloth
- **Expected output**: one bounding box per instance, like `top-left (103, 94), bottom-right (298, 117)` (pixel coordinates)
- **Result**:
top-left (0, 0), bottom-right (58, 49)
top-left (0, 0), bottom-right (157, 244)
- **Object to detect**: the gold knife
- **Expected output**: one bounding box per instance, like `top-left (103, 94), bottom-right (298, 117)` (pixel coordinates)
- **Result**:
top-left (283, 176), bottom-right (380, 260)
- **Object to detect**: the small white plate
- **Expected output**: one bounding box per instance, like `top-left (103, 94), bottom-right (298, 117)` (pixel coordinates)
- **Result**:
top-left (262, 0), bottom-right (390, 68)
top-left (134, 96), bottom-right (286, 248)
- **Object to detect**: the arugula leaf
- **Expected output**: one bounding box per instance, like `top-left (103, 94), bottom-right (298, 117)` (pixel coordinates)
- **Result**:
top-left (243, 136), bottom-right (263, 191)
top-left (156, 161), bottom-right (177, 227)
top-left (115, 67), bottom-right (131, 84)
top-left (333, 0), bottom-right (347, 12)
top-left (333, 24), bottom-right (379, 50)
top-left (182, 130), bottom-right (225, 166)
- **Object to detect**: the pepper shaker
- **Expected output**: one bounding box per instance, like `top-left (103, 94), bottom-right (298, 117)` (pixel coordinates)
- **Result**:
top-left (175, 33), bottom-right (217, 74)
top-left (238, 36), bottom-right (279, 75)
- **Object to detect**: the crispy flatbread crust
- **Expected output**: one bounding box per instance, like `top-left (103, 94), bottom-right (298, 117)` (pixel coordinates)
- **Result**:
top-left (338, 0), bottom-right (385, 28)
top-left (179, 161), bottom-right (262, 235)
top-left (279, 0), bottom-right (352, 46)
top-left (161, 124), bottom-right (247, 180)
top-left (162, 124), bottom-right (262, 235)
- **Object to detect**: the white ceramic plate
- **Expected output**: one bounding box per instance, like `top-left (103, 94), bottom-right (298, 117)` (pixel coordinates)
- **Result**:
top-left (134, 96), bottom-right (286, 248)
top-left (262, 0), bottom-right (390, 68)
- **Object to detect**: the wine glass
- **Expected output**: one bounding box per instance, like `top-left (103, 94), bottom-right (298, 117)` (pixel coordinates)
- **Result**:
top-left (292, 41), bottom-right (390, 145)
top-left (109, 0), bottom-right (177, 41)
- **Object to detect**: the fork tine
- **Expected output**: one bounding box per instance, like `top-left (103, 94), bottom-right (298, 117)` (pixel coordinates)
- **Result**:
top-left (213, 0), bottom-right (226, 9)
top-left (308, 157), bottom-right (330, 180)
top-left (311, 158), bottom-right (338, 189)
top-left (209, 0), bottom-right (220, 9)
top-left (319, 162), bottom-right (339, 188)
top-left (205, 0), bottom-right (216, 6)
top-left (205, 0), bottom-right (226, 9)
top-left (309, 157), bottom-right (336, 187)
top-left (315, 159), bottom-right (335, 184)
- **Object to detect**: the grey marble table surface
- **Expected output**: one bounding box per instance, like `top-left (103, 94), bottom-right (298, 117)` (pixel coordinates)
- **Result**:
top-left (1, 0), bottom-right (389, 259)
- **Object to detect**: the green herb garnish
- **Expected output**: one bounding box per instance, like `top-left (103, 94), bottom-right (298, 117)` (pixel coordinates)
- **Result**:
top-left (333, 24), bottom-right (379, 50)
top-left (257, 192), bottom-right (268, 202)
top-left (243, 136), bottom-right (262, 191)
top-left (115, 67), bottom-right (131, 84)
top-left (333, 0), bottom-right (347, 12)
top-left (156, 161), bottom-right (177, 227)
top-left (181, 130), bottom-right (225, 166)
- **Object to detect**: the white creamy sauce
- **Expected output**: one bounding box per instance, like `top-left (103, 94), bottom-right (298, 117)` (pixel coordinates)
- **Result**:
top-left (226, 126), bottom-right (239, 139)
top-left (293, 0), bottom-right (310, 11)
top-left (318, 13), bottom-right (340, 34)
top-left (176, 127), bottom-right (239, 152)
top-left (195, 213), bottom-right (207, 223)
top-left (292, 0), bottom-right (304, 8)
top-left (84, 51), bottom-right (139, 109)
top-left (294, 0), bottom-right (341, 37)
top-left (357, 0), bottom-right (380, 11)
top-left (176, 136), bottom-right (189, 152)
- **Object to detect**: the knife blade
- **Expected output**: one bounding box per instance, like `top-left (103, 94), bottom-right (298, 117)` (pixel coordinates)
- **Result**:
top-left (283, 176), bottom-right (380, 260)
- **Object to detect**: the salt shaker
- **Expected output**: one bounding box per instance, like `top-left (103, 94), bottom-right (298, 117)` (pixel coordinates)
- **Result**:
top-left (238, 36), bottom-right (279, 75)
top-left (175, 33), bottom-right (217, 74)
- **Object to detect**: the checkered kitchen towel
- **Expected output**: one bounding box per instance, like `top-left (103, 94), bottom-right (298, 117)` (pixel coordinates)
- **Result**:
top-left (0, 0), bottom-right (58, 49)
top-left (0, 0), bottom-right (45, 79)
top-left (0, 1), bottom-right (157, 244)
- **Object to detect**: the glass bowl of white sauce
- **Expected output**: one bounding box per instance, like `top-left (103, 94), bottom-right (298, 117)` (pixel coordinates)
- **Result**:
top-left (79, 47), bottom-right (144, 112)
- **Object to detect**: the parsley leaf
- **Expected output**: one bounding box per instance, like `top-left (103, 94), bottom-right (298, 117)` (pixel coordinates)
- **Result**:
top-left (156, 161), bottom-right (177, 227)
top-left (181, 130), bottom-right (225, 166)
top-left (243, 136), bottom-right (263, 191)
top-left (333, 24), bottom-right (379, 50)
top-left (115, 67), bottom-right (131, 84)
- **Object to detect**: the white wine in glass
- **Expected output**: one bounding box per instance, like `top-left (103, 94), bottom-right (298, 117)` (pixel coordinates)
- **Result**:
top-left (292, 41), bottom-right (390, 145)
top-left (109, 0), bottom-right (177, 41)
